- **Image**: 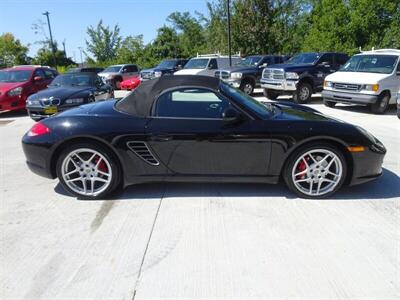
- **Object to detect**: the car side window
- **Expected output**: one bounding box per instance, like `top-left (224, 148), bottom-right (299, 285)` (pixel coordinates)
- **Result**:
top-left (43, 69), bottom-right (55, 79)
top-left (154, 88), bottom-right (230, 119)
top-left (337, 54), bottom-right (348, 66)
top-left (260, 57), bottom-right (273, 66)
top-left (318, 54), bottom-right (334, 66)
top-left (126, 65), bottom-right (138, 72)
top-left (33, 69), bottom-right (45, 79)
top-left (208, 59), bottom-right (218, 70)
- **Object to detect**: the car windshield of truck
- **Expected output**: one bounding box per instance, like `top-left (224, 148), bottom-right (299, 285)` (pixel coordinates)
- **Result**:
top-left (157, 60), bottom-right (176, 68)
top-left (220, 82), bottom-right (273, 119)
top-left (340, 55), bottom-right (398, 74)
top-left (48, 74), bottom-right (94, 87)
top-left (184, 59), bottom-right (209, 69)
top-left (103, 66), bottom-right (121, 72)
top-left (236, 56), bottom-right (262, 66)
top-left (0, 70), bottom-right (32, 82)
top-left (286, 53), bottom-right (320, 64)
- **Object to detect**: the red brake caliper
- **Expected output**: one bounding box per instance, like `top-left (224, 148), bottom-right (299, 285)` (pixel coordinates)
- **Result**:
top-left (95, 156), bottom-right (107, 175)
top-left (296, 158), bottom-right (307, 180)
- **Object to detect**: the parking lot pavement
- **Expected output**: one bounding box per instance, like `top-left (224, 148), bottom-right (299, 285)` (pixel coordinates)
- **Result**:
top-left (0, 93), bottom-right (399, 299)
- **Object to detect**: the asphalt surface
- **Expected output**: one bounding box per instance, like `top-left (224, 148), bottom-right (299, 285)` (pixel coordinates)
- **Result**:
top-left (1, 90), bottom-right (399, 300)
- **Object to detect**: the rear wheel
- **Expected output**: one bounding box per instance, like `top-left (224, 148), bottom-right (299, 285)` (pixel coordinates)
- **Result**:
top-left (263, 88), bottom-right (279, 100)
top-left (56, 142), bottom-right (121, 199)
top-left (293, 82), bottom-right (312, 104)
top-left (370, 93), bottom-right (390, 114)
top-left (240, 79), bottom-right (254, 95)
top-left (283, 143), bottom-right (347, 199)
top-left (323, 99), bottom-right (336, 108)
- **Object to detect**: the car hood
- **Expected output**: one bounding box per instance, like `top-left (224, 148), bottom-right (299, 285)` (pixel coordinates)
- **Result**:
top-left (266, 63), bottom-right (314, 71)
top-left (272, 101), bottom-right (343, 122)
top-left (98, 71), bottom-right (119, 77)
top-left (0, 81), bottom-right (27, 93)
top-left (325, 71), bottom-right (390, 84)
top-left (174, 69), bottom-right (203, 75)
top-left (29, 86), bottom-right (93, 100)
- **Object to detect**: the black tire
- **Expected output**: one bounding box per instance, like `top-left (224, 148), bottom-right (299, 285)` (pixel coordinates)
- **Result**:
top-left (56, 142), bottom-right (121, 200)
top-left (263, 88), bottom-right (279, 100)
top-left (240, 79), bottom-right (255, 95)
top-left (370, 93), bottom-right (390, 114)
top-left (323, 99), bottom-right (336, 108)
top-left (283, 143), bottom-right (347, 199)
top-left (293, 82), bottom-right (312, 104)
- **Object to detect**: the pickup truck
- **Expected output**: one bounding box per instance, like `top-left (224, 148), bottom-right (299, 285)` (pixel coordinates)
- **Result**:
top-left (322, 49), bottom-right (400, 114)
top-left (214, 55), bottom-right (289, 95)
top-left (140, 59), bottom-right (188, 80)
top-left (261, 52), bottom-right (349, 103)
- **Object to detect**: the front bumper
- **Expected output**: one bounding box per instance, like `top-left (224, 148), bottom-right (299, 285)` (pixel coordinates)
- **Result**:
top-left (322, 90), bottom-right (378, 105)
top-left (26, 104), bottom-right (74, 120)
top-left (349, 140), bottom-right (386, 186)
top-left (220, 78), bottom-right (241, 88)
top-left (0, 94), bottom-right (26, 111)
top-left (260, 79), bottom-right (297, 91)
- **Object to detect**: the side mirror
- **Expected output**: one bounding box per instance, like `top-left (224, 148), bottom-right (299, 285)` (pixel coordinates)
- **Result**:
top-left (222, 107), bottom-right (242, 124)
top-left (259, 63), bottom-right (268, 68)
top-left (34, 76), bottom-right (43, 82)
top-left (319, 61), bottom-right (330, 68)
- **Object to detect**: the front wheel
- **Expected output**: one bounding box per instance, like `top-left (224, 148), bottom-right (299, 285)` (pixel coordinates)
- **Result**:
top-left (56, 142), bottom-right (121, 199)
top-left (283, 144), bottom-right (347, 199)
top-left (323, 99), bottom-right (336, 108)
top-left (293, 82), bottom-right (312, 104)
top-left (370, 93), bottom-right (390, 114)
top-left (240, 79), bottom-right (254, 95)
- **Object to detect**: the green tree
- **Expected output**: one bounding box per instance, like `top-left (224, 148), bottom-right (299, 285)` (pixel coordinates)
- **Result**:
top-left (32, 43), bottom-right (75, 67)
top-left (150, 26), bottom-right (182, 59)
top-left (116, 35), bottom-right (145, 64)
top-left (0, 33), bottom-right (29, 67)
top-left (86, 20), bottom-right (122, 62)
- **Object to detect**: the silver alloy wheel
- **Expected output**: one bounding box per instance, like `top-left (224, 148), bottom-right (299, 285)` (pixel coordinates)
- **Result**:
top-left (299, 86), bottom-right (310, 101)
top-left (61, 148), bottom-right (112, 197)
top-left (292, 149), bottom-right (343, 197)
top-left (243, 83), bottom-right (253, 95)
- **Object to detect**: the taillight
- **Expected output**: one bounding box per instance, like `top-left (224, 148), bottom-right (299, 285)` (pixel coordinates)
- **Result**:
top-left (27, 122), bottom-right (51, 137)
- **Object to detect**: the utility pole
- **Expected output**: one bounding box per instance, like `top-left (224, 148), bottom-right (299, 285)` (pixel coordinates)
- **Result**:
top-left (42, 11), bottom-right (57, 67)
top-left (227, 0), bottom-right (232, 66)
top-left (78, 47), bottom-right (84, 66)
top-left (62, 40), bottom-right (66, 58)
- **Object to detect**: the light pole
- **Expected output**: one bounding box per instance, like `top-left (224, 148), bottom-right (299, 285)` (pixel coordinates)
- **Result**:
top-left (78, 47), bottom-right (84, 66)
top-left (42, 11), bottom-right (57, 67)
top-left (227, 0), bottom-right (232, 66)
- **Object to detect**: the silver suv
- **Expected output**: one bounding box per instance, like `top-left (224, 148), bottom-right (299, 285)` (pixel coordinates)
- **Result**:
top-left (98, 64), bottom-right (140, 89)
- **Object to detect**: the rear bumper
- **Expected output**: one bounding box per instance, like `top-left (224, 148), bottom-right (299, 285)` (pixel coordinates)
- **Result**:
top-left (22, 138), bottom-right (55, 179)
top-left (260, 79), bottom-right (297, 91)
top-left (322, 90), bottom-right (378, 105)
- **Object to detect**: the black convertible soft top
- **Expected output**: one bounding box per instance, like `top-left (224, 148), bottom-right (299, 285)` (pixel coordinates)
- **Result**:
top-left (115, 75), bottom-right (220, 117)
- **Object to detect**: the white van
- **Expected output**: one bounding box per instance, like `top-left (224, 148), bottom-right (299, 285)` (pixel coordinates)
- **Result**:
top-left (322, 49), bottom-right (400, 114)
top-left (175, 54), bottom-right (241, 77)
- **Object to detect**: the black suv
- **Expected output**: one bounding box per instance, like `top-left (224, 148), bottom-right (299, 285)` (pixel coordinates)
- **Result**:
top-left (261, 52), bottom-right (349, 103)
top-left (214, 55), bottom-right (289, 95)
top-left (140, 59), bottom-right (188, 80)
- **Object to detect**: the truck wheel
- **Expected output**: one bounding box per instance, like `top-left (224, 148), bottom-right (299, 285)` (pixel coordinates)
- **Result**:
top-left (370, 93), bottom-right (390, 114)
top-left (323, 99), bottom-right (336, 108)
top-left (240, 79), bottom-right (254, 95)
top-left (293, 82), bottom-right (312, 104)
top-left (263, 89), bottom-right (279, 100)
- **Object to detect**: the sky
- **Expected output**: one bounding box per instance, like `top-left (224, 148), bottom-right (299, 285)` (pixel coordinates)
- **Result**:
top-left (0, 0), bottom-right (209, 62)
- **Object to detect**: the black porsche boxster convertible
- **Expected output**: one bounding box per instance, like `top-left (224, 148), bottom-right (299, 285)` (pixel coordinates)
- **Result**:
top-left (22, 75), bottom-right (386, 199)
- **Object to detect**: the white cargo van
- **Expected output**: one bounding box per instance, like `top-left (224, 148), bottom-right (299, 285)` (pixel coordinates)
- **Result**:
top-left (322, 49), bottom-right (400, 114)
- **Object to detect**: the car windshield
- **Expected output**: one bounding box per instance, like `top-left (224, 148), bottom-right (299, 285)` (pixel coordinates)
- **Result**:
top-left (157, 60), bottom-right (177, 68)
top-left (103, 66), bottom-right (121, 72)
top-left (184, 58), bottom-right (209, 69)
top-left (0, 70), bottom-right (32, 83)
top-left (236, 56), bottom-right (263, 66)
top-left (286, 53), bottom-right (320, 64)
top-left (220, 82), bottom-right (273, 119)
top-left (49, 74), bottom-right (94, 87)
top-left (340, 55), bottom-right (398, 74)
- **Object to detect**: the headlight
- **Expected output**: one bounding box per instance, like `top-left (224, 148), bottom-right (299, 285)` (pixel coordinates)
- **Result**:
top-left (65, 98), bottom-right (84, 104)
top-left (285, 72), bottom-right (299, 80)
top-left (8, 87), bottom-right (23, 96)
top-left (154, 71), bottom-right (162, 78)
top-left (230, 72), bottom-right (242, 79)
top-left (361, 84), bottom-right (379, 92)
top-left (324, 81), bottom-right (333, 88)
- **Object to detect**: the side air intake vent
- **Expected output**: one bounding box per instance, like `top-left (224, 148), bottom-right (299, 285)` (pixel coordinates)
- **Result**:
top-left (127, 141), bottom-right (160, 166)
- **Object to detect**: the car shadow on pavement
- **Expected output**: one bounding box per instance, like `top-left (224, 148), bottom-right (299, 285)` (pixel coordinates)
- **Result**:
top-left (333, 104), bottom-right (397, 115)
top-left (54, 168), bottom-right (399, 201)
top-left (0, 109), bottom-right (28, 119)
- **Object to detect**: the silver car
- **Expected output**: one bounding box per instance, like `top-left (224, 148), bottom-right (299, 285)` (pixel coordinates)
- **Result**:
top-left (98, 64), bottom-right (140, 89)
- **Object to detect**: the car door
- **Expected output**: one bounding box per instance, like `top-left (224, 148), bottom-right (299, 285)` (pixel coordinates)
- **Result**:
top-left (32, 69), bottom-right (48, 93)
top-left (202, 58), bottom-right (218, 77)
top-left (146, 87), bottom-right (271, 176)
top-left (257, 56), bottom-right (274, 83)
top-left (314, 54), bottom-right (335, 90)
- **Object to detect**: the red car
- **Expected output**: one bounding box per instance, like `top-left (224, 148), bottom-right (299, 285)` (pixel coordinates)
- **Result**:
top-left (0, 65), bottom-right (58, 112)
top-left (119, 75), bottom-right (141, 91)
